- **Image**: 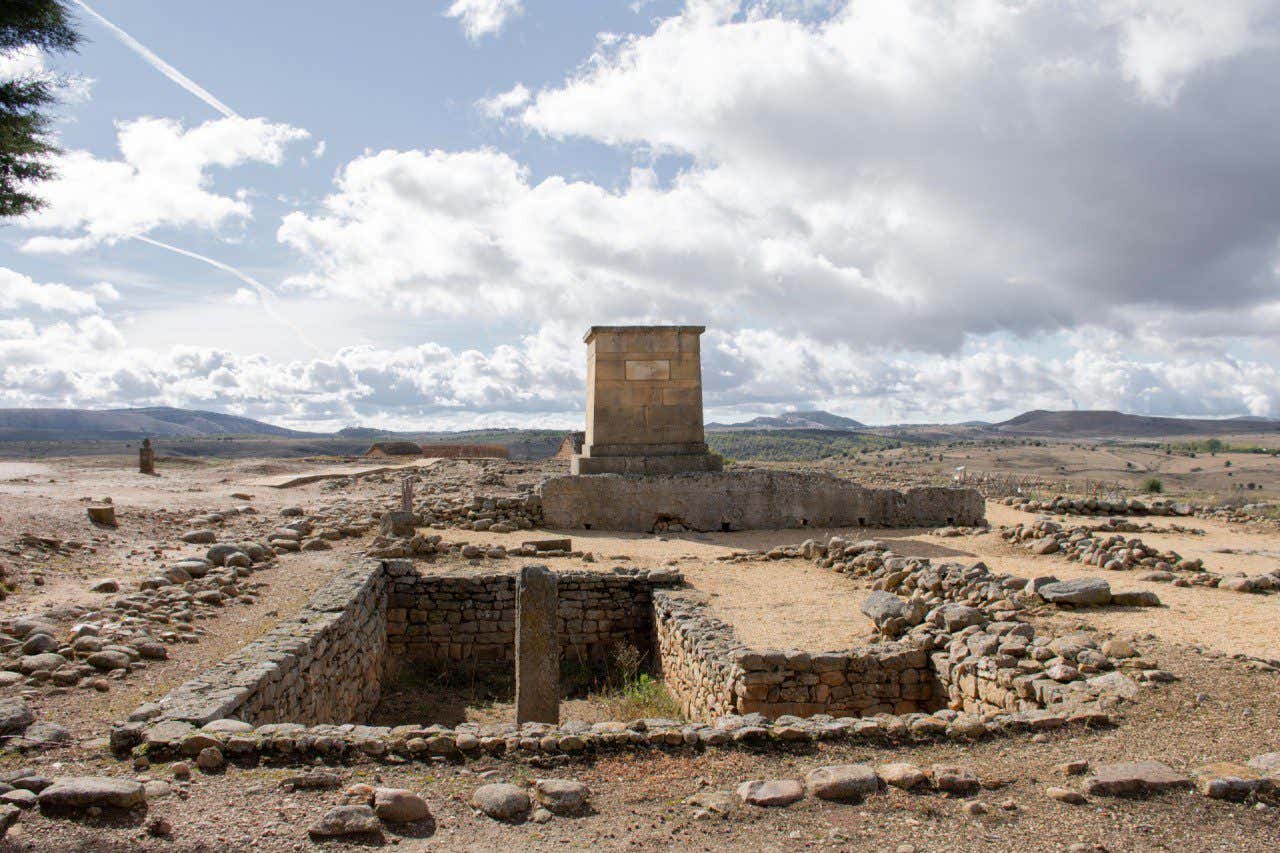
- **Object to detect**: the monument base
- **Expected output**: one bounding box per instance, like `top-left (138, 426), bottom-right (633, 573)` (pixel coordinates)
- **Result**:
top-left (538, 470), bottom-right (985, 532)
top-left (571, 452), bottom-right (723, 475)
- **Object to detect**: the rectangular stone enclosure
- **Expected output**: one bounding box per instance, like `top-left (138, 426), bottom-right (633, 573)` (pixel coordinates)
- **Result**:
top-left (572, 325), bottom-right (723, 475)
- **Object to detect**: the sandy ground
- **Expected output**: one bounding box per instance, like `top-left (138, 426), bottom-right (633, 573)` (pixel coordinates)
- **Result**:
top-left (1, 456), bottom-right (1279, 850)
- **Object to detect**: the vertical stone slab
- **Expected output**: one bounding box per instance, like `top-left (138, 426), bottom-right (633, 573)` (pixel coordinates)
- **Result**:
top-left (515, 564), bottom-right (559, 725)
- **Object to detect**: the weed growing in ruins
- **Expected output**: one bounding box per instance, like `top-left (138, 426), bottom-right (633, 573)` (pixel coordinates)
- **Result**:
top-left (589, 642), bottom-right (683, 721)
top-left (1142, 477), bottom-right (1164, 494)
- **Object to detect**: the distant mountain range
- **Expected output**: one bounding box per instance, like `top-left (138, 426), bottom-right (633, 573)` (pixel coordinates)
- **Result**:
top-left (987, 409), bottom-right (1280, 438)
top-left (1, 406), bottom-right (1276, 445)
top-left (706, 410), bottom-right (868, 431)
top-left (0, 407), bottom-right (311, 441)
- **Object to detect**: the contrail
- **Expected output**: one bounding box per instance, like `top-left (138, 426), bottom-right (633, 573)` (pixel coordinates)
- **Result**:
top-left (132, 234), bottom-right (322, 355)
top-left (73, 0), bottom-right (239, 118)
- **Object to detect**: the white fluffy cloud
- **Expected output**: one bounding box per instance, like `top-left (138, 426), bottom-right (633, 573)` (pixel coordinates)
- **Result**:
top-left (0, 268), bottom-right (117, 314)
top-left (20, 116), bottom-right (308, 252)
top-left (3, 319), bottom-right (1278, 428)
top-left (8, 0), bottom-right (1280, 425)
top-left (446, 0), bottom-right (525, 40)
top-left (276, 0), bottom-right (1280, 364)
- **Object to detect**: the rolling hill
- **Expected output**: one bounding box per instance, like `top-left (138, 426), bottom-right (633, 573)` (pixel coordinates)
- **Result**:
top-left (707, 410), bottom-right (867, 431)
top-left (0, 407), bottom-right (310, 441)
top-left (989, 409), bottom-right (1280, 438)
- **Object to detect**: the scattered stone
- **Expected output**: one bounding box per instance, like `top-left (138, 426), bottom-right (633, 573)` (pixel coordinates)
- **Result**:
top-left (471, 783), bottom-right (530, 821)
top-left (195, 746), bottom-right (225, 772)
top-left (533, 779), bottom-right (590, 814)
top-left (1191, 763), bottom-right (1269, 800)
top-left (1085, 761), bottom-right (1190, 796)
top-left (38, 777), bottom-right (146, 810)
top-left (930, 765), bottom-right (981, 796)
top-left (86, 505), bottom-right (116, 526)
top-left (1038, 578), bottom-right (1112, 607)
top-left (88, 579), bottom-right (118, 593)
top-left (308, 805), bottom-right (382, 838)
top-left (878, 763), bottom-right (928, 790)
top-left (805, 765), bottom-right (880, 800)
top-left (1046, 786), bottom-right (1087, 804)
top-left (736, 779), bottom-right (804, 807)
top-left (0, 804), bottom-right (18, 837)
top-left (373, 788), bottom-right (431, 823)
top-left (0, 699), bottom-right (35, 736)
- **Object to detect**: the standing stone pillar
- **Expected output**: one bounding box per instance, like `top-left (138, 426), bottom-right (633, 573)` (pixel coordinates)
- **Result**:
top-left (139, 438), bottom-right (155, 475)
top-left (401, 477), bottom-right (413, 512)
top-left (515, 564), bottom-right (559, 724)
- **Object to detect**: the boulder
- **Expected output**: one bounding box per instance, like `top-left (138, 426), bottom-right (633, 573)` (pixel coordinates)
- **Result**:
top-left (533, 779), bottom-right (590, 814)
top-left (38, 777), bottom-right (146, 810)
top-left (860, 591), bottom-right (908, 625)
top-left (471, 783), bottom-right (530, 821)
top-left (308, 805), bottom-right (382, 838)
top-left (0, 699), bottom-right (35, 736)
top-left (877, 762), bottom-right (927, 790)
top-left (1085, 761), bottom-right (1190, 796)
top-left (86, 505), bottom-right (116, 526)
top-left (805, 765), bottom-right (880, 800)
top-left (1039, 578), bottom-right (1112, 607)
top-left (373, 788), bottom-right (431, 823)
top-left (736, 779), bottom-right (804, 807)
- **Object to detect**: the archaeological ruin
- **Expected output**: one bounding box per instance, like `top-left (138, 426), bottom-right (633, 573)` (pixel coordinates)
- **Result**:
top-left (542, 324), bottom-right (984, 531)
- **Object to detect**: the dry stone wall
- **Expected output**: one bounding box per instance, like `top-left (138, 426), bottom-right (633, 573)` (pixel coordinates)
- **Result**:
top-left (654, 591), bottom-right (939, 722)
top-left (383, 564), bottom-right (682, 671)
top-left (136, 560), bottom-right (389, 728)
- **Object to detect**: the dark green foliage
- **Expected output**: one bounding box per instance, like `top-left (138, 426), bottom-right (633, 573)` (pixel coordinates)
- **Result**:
top-left (1141, 477), bottom-right (1163, 494)
top-left (1, 0), bottom-right (79, 218)
top-left (707, 428), bottom-right (900, 461)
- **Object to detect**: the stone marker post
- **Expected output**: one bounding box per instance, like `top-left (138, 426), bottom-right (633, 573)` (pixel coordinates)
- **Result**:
top-left (515, 564), bottom-right (559, 724)
top-left (401, 477), bottom-right (413, 512)
top-left (139, 438), bottom-right (155, 475)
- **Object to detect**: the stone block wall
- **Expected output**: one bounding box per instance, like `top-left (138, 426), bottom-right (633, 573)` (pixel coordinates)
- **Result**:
top-left (145, 560), bottom-right (389, 727)
top-left (654, 590), bottom-right (939, 722)
top-left (383, 564), bottom-right (681, 673)
top-left (140, 562), bottom-right (681, 731)
top-left (541, 469), bottom-right (985, 532)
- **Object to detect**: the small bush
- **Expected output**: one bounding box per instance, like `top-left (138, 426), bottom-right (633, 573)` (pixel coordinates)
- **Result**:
top-left (1141, 477), bottom-right (1164, 494)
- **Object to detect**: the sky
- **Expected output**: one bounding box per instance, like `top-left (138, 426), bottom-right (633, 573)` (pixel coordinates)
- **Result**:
top-left (2, 0), bottom-right (1280, 431)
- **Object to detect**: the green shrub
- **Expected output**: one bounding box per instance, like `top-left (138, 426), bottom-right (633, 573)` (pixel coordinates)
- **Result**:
top-left (1141, 477), bottom-right (1164, 494)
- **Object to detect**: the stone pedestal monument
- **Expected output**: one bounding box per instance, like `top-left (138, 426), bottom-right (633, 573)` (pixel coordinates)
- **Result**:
top-left (572, 325), bottom-right (722, 475)
top-left (139, 438), bottom-right (155, 475)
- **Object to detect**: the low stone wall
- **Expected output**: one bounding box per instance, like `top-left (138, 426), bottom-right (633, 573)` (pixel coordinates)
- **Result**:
top-left (384, 564), bottom-right (682, 672)
top-left (128, 561), bottom-right (681, 735)
top-left (539, 469), bottom-right (984, 532)
top-left (135, 560), bottom-right (389, 728)
top-left (654, 590), bottom-right (939, 722)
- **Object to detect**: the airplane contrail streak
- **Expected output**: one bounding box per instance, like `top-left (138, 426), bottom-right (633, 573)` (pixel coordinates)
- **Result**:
top-left (132, 235), bottom-right (322, 355)
top-left (73, 0), bottom-right (240, 118)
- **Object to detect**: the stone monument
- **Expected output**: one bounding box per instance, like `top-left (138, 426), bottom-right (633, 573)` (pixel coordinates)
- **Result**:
top-left (139, 438), bottom-right (155, 475)
top-left (571, 325), bottom-right (722, 475)
top-left (515, 564), bottom-right (559, 724)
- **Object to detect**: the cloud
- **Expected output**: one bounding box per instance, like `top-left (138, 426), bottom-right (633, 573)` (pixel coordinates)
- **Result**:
top-left (477, 83), bottom-right (531, 118)
top-left (1, 43), bottom-right (94, 101)
top-left (446, 0), bottom-right (525, 41)
top-left (2, 317), bottom-right (1278, 427)
top-left (19, 116), bottom-right (309, 251)
top-left (0, 267), bottom-right (114, 314)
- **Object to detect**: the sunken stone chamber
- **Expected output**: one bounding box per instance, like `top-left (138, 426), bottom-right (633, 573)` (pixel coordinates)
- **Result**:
top-left (137, 560), bottom-right (681, 730)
